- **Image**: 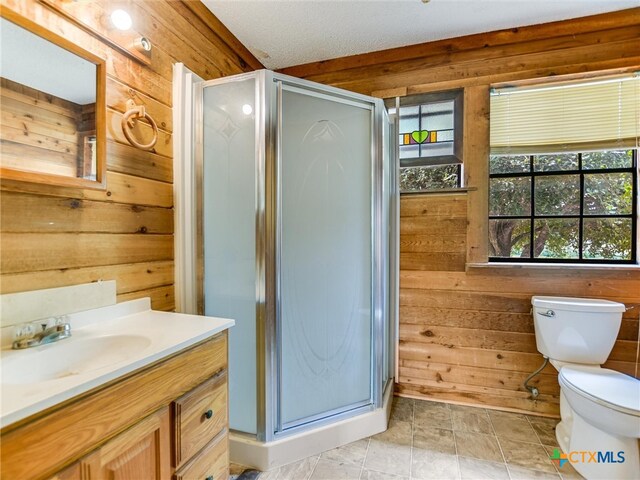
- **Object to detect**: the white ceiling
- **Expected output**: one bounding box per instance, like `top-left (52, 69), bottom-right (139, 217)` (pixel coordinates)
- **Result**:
top-left (203, 0), bottom-right (639, 70)
top-left (1, 18), bottom-right (96, 105)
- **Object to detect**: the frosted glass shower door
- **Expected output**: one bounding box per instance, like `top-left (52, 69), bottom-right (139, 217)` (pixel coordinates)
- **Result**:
top-left (278, 84), bottom-right (373, 430)
top-left (202, 77), bottom-right (258, 434)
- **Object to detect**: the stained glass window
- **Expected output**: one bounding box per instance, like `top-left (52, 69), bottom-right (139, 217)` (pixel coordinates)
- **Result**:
top-left (398, 101), bottom-right (455, 162)
top-left (387, 90), bottom-right (463, 192)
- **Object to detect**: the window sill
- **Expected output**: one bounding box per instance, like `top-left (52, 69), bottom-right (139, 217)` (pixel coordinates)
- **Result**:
top-left (466, 262), bottom-right (640, 272)
top-left (400, 187), bottom-right (476, 195)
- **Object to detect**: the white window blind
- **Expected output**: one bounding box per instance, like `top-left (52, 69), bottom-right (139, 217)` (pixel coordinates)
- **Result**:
top-left (490, 74), bottom-right (640, 154)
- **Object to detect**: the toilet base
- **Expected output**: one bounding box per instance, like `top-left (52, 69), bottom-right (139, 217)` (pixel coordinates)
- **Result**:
top-left (555, 419), bottom-right (571, 454)
top-left (559, 411), bottom-right (639, 480)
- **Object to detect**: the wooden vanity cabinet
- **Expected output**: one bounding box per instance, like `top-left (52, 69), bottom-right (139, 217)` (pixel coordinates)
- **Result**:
top-left (80, 407), bottom-right (172, 480)
top-left (2, 332), bottom-right (229, 480)
top-left (47, 464), bottom-right (82, 480)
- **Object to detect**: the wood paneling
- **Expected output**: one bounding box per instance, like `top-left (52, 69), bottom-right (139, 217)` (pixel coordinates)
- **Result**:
top-left (1, 233), bottom-right (173, 273)
top-left (397, 195), bottom-right (640, 416)
top-left (1, 191), bottom-right (173, 234)
top-left (400, 194), bottom-right (467, 271)
top-left (0, 261), bottom-right (174, 295)
top-left (280, 9), bottom-right (640, 80)
top-left (2, 170), bottom-right (174, 207)
top-left (280, 9), bottom-right (640, 97)
top-left (283, 7), bottom-right (640, 417)
top-left (117, 284), bottom-right (176, 312)
top-left (0, 78), bottom-right (83, 177)
top-left (463, 86), bottom-right (490, 263)
top-left (0, 0), bottom-right (262, 308)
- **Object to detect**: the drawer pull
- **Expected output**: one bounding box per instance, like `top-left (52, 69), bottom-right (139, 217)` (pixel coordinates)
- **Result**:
top-left (206, 476), bottom-right (214, 480)
top-left (204, 409), bottom-right (213, 419)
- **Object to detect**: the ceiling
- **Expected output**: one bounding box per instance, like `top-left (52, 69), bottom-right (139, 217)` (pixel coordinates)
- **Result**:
top-left (203, 0), bottom-right (638, 70)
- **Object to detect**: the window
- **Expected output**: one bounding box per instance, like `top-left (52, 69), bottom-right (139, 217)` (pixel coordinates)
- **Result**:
top-left (387, 90), bottom-right (463, 193)
top-left (489, 150), bottom-right (637, 262)
top-left (489, 75), bottom-right (639, 263)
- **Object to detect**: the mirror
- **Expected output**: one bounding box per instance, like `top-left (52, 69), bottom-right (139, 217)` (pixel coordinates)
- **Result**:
top-left (0, 9), bottom-right (106, 189)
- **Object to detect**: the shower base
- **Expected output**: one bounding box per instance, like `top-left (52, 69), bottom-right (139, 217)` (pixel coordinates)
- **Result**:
top-left (230, 385), bottom-right (393, 471)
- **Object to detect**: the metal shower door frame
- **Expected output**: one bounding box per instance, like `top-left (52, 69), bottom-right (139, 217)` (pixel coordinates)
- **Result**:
top-left (267, 71), bottom-right (388, 439)
top-left (196, 70), bottom-right (390, 443)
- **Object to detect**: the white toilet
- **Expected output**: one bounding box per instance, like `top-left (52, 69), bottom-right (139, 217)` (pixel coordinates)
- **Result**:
top-left (531, 296), bottom-right (640, 480)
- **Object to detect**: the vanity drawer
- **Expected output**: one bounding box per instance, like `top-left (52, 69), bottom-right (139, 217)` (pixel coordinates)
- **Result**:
top-left (173, 372), bottom-right (227, 467)
top-left (173, 430), bottom-right (228, 480)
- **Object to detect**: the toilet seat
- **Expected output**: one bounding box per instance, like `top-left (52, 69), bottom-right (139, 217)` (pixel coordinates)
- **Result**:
top-left (559, 365), bottom-right (640, 417)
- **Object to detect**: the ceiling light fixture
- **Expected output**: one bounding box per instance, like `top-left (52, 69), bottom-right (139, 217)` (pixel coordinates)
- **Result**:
top-left (242, 104), bottom-right (253, 115)
top-left (110, 9), bottom-right (132, 31)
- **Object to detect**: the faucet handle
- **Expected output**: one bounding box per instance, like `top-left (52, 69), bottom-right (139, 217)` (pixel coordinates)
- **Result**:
top-left (53, 315), bottom-right (69, 326)
top-left (14, 323), bottom-right (37, 341)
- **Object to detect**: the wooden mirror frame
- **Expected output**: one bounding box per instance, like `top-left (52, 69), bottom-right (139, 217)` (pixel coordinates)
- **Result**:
top-left (0, 7), bottom-right (107, 190)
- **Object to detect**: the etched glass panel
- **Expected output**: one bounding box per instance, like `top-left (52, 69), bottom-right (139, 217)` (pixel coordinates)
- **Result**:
top-left (279, 86), bottom-right (372, 427)
top-left (202, 79), bottom-right (257, 434)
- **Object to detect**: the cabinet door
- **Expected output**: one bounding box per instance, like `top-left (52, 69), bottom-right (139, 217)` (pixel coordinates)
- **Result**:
top-left (82, 407), bottom-right (171, 480)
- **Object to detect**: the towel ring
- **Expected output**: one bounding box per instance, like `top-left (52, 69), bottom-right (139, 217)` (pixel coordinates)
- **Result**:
top-left (121, 99), bottom-right (158, 151)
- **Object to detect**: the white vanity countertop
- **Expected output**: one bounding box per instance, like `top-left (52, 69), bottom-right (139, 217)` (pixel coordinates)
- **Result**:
top-left (0, 298), bottom-right (234, 428)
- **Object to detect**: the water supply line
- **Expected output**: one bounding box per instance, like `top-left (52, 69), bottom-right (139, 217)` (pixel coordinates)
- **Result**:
top-left (523, 356), bottom-right (549, 399)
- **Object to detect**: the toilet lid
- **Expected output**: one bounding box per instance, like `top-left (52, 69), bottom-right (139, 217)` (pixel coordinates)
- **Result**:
top-left (559, 366), bottom-right (640, 417)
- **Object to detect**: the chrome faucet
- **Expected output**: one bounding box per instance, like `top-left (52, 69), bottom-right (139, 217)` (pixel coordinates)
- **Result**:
top-left (12, 322), bottom-right (72, 350)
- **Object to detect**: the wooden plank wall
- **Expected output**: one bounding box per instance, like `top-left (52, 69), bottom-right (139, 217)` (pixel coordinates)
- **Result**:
top-left (0, 0), bottom-right (262, 310)
top-left (400, 194), bottom-right (639, 416)
top-left (281, 8), bottom-right (640, 416)
top-left (1, 78), bottom-right (83, 177)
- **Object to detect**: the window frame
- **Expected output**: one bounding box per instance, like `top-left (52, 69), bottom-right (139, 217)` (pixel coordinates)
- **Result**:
top-left (488, 150), bottom-right (638, 264)
top-left (388, 89), bottom-right (465, 194)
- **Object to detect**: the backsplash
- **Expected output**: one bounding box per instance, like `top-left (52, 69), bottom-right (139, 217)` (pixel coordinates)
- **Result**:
top-left (0, 280), bottom-right (116, 328)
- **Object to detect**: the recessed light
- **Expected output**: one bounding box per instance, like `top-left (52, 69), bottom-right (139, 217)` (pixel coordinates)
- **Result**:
top-left (242, 104), bottom-right (253, 115)
top-left (110, 9), bottom-right (132, 31)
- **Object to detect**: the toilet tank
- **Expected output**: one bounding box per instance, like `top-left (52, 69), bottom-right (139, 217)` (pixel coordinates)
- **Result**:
top-left (531, 296), bottom-right (625, 365)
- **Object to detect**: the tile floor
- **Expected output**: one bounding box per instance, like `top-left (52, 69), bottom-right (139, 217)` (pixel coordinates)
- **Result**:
top-left (231, 396), bottom-right (584, 480)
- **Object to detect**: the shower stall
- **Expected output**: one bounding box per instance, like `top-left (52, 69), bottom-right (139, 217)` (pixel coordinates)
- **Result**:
top-left (179, 68), bottom-right (398, 470)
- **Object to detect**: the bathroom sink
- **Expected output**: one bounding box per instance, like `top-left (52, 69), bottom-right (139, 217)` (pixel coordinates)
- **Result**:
top-left (2, 334), bottom-right (152, 385)
top-left (0, 297), bottom-right (235, 428)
